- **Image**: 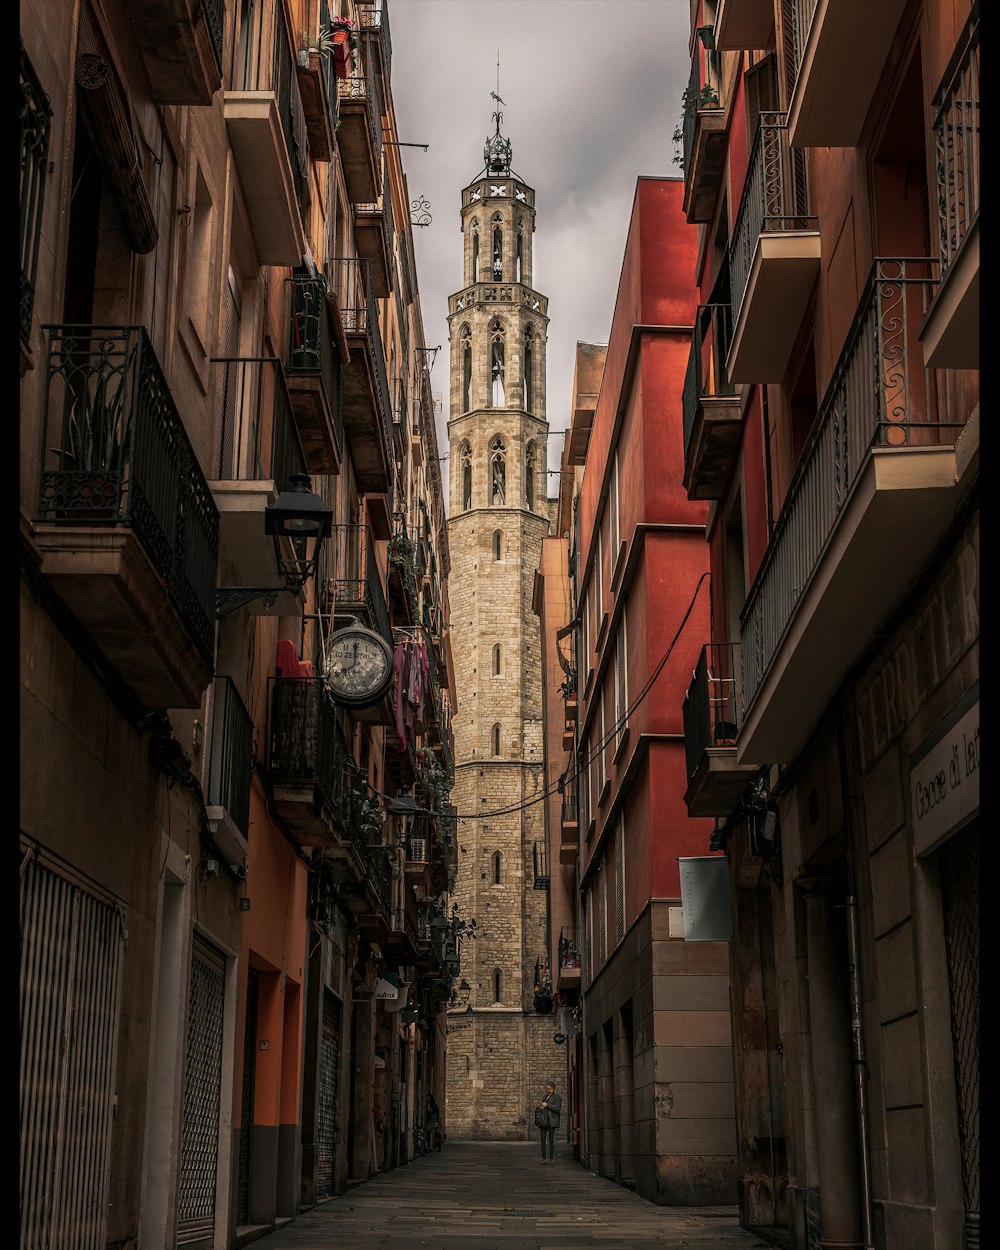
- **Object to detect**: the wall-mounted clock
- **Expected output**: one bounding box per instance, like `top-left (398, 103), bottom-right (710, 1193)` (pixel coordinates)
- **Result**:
top-left (325, 625), bottom-right (394, 708)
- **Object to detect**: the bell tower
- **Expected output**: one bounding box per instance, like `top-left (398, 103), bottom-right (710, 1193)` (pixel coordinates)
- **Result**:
top-left (445, 106), bottom-right (561, 1139)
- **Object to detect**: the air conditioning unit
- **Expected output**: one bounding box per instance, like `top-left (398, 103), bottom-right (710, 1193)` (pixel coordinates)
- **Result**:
top-left (408, 838), bottom-right (428, 863)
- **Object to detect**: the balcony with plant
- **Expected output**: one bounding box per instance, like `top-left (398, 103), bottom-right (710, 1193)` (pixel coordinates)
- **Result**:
top-left (284, 271), bottom-right (345, 473)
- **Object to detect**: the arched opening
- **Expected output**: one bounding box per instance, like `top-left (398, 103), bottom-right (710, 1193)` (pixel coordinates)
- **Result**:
top-left (516, 224), bottom-right (523, 282)
top-left (460, 440), bottom-right (472, 510)
top-left (492, 969), bottom-right (502, 1003)
top-left (492, 852), bottom-right (502, 885)
top-left (490, 322), bottom-right (505, 407)
top-left (489, 434), bottom-right (506, 504)
top-left (461, 325), bottom-right (472, 412)
top-left (492, 529), bottom-right (502, 561)
top-left (471, 223), bottom-right (480, 282)
top-left (523, 328), bottom-right (533, 413)
top-left (491, 723), bottom-right (502, 756)
top-left (492, 643), bottom-right (502, 676)
top-left (525, 441), bottom-right (536, 511)
top-left (492, 216), bottom-right (503, 279)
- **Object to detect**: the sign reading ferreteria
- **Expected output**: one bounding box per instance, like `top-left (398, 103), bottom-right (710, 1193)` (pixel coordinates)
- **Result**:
top-left (908, 683), bottom-right (979, 857)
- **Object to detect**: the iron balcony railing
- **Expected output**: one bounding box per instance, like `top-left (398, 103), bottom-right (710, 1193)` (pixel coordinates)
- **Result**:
top-left (336, 55), bottom-right (382, 177)
top-left (558, 927), bottom-right (581, 970)
top-left (682, 643), bottom-right (744, 782)
top-left (680, 48), bottom-right (723, 175)
top-left (327, 256), bottom-right (393, 467)
top-left (37, 325), bottom-right (219, 664)
top-left (210, 356), bottom-right (307, 489)
top-left (201, 0), bottom-right (224, 71)
top-left (20, 42), bottom-right (52, 346)
top-left (532, 840), bottom-right (549, 889)
top-left (931, 1), bottom-right (979, 274)
top-left (357, 163), bottom-right (395, 257)
top-left (207, 677), bottom-right (254, 838)
top-left (285, 272), bottom-right (345, 454)
top-left (358, 1), bottom-right (391, 83)
top-left (561, 794), bottom-right (578, 825)
top-left (729, 112), bottom-right (815, 327)
top-left (323, 523), bottom-right (391, 642)
top-left (317, 0), bottom-right (338, 131)
top-left (740, 258), bottom-right (964, 712)
top-left (784, 0), bottom-right (819, 91)
top-left (268, 676), bottom-right (338, 813)
top-left (390, 370), bottom-right (407, 432)
top-left (682, 302), bottom-right (737, 460)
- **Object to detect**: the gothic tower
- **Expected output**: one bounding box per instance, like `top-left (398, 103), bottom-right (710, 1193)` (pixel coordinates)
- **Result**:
top-left (445, 111), bottom-right (561, 1139)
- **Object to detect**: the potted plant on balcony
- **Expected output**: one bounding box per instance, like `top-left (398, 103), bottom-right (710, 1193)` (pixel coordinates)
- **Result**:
top-left (328, 17), bottom-right (359, 79)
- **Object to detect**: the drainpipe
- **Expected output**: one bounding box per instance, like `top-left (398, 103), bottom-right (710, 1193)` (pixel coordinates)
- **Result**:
top-left (839, 723), bottom-right (876, 1250)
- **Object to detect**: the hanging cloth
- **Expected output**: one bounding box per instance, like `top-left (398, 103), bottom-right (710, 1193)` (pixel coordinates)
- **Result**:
top-left (394, 642), bottom-right (410, 749)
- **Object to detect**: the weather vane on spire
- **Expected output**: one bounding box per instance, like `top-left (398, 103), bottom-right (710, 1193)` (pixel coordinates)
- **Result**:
top-left (484, 51), bottom-right (512, 174)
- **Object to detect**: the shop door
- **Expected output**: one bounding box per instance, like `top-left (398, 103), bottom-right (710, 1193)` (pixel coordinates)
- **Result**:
top-left (236, 969), bottom-right (258, 1226)
top-left (316, 992), bottom-right (341, 1200)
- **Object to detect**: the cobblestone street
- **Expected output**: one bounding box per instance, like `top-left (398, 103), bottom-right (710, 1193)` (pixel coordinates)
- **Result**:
top-left (251, 1141), bottom-right (770, 1249)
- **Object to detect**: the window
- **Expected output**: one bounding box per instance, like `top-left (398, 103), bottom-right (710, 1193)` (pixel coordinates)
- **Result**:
top-left (489, 434), bottom-right (506, 503)
top-left (595, 524), bottom-right (604, 635)
top-left (614, 612), bottom-right (628, 749)
top-left (490, 323), bottom-right (505, 407)
top-left (492, 214), bottom-right (503, 279)
top-left (525, 441), bottom-right (536, 510)
top-left (460, 440), bottom-right (472, 510)
top-left (20, 45), bottom-right (52, 347)
top-left (461, 325), bottom-right (472, 413)
top-left (492, 644), bottom-right (502, 676)
top-left (523, 328), bottom-right (534, 413)
top-left (581, 600), bottom-right (590, 684)
top-left (492, 852), bottom-right (502, 885)
top-left (597, 860), bottom-right (607, 967)
top-left (492, 969), bottom-right (502, 1003)
top-left (491, 723), bottom-right (502, 756)
top-left (615, 815), bottom-right (625, 942)
top-left (597, 702), bottom-right (606, 796)
top-left (610, 452), bottom-right (620, 559)
top-left (516, 223), bottom-right (524, 282)
top-left (492, 529), bottom-right (502, 561)
top-left (471, 221), bottom-right (480, 282)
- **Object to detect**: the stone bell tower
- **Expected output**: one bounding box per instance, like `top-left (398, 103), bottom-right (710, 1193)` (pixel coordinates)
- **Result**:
top-left (445, 108), bottom-right (562, 1139)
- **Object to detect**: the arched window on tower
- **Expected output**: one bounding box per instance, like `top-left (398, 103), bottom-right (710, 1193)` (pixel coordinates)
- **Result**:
top-left (493, 969), bottom-right (503, 1003)
top-left (525, 441), bottom-right (536, 511)
top-left (461, 325), bottom-right (472, 412)
top-left (492, 852), bottom-right (502, 885)
top-left (492, 215), bottom-right (503, 279)
top-left (460, 440), bottom-right (472, 510)
top-left (492, 529), bottom-right (502, 561)
top-left (491, 722), bottom-right (502, 755)
top-left (523, 327), bottom-right (534, 414)
top-left (490, 323), bottom-right (505, 407)
top-left (471, 221), bottom-right (480, 282)
top-left (492, 643), bottom-right (502, 675)
top-left (516, 223), bottom-right (524, 283)
top-left (489, 434), bottom-right (506, 503)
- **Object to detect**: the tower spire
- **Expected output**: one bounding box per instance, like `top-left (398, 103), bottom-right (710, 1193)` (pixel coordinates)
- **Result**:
top-left (485, 54), bottom-right (512, 175)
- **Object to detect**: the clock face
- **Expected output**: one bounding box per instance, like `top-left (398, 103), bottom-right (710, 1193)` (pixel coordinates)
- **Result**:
top-left (325, 626), bottom-right (393, 707)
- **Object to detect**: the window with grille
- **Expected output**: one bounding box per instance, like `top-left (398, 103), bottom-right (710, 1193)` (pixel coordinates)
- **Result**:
top-left (597, 859), bottom-right (607, 967)
top-left (597, 702), bottom-right (606, 796)
top-left (610, 453), bottom-right (619, 559)
top-left (615, 815), bottom-right (626, 943)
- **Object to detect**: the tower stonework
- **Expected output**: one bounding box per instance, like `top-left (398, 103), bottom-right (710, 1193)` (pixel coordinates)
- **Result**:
top-left (445, 118), bottom-right (563, 1139)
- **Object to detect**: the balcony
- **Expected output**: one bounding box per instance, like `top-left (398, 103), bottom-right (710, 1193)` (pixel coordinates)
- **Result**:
top-left (385, 874), bottom-right (420, 964)
top-left (785, 0), bottom-right (908, 148)
top-left (295, 6), bottom-right (338, 165)
top-left (557, 928), bottom-right (581, 994)
top-left (209, 356), bottom-right (309, 616)
top-left (680, 52), bottom-right (726, 225)
top-left (559, 795), bottom-right (578, 865)
top-left (390, 373), bottom-right (408, 459)
top-left (358, 2), bottom-right (391, 91)
top-left (336, 61), bottom-right (382, 204)
top-left (33, 325), bottom-right (218, 709)
top-left (326, 258), bottom-right (393, 520)
top-left (322, 522), bottom-right (391, 639)
top-left (20, 43), bottom-right (52, 376)
top-left (682, 643), bottom-right (758, 817)
top-left (127, 0), bottom-right (223, 105)
top-left (920, 4), bottom-right (980, 370)
top-left (355, 185), bottom-right (394, 299)
top-left (224, 14), bottom-right (307, 264)
top-left (682, 302), bottom-right (741, 500)
top-left (715, 0), bottom-right (774, 50)
top-left (205, 676), bottom-right (253, 869)
top-left (727, 113), bottom-right (819, 383)
top-left (267, 676), bottom-right (339, 845)
top-left (285, 274), bottom-right (345, 473)
top-left (387, 521), bottom-right (418, 627)
top-left (341, 841), bottom-right (393, 944)
top-left (738, 259), bottom-right (972, 767)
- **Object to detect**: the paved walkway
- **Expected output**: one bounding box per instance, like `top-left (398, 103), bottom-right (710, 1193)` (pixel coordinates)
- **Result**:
top-left (253, 1141), bottom-right (771, 1249)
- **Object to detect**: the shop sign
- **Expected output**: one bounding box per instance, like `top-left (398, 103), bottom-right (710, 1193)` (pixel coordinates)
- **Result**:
top-left (678, 855), bottom-right (732, 941)
top-left (909, 686), bottom-right (979, 857)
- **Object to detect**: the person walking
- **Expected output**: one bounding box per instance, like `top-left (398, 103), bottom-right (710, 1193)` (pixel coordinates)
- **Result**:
top-left (534, 1080), bottom-right (561, 1164)
top-left (425, 1093), bottom-right (442, 1153)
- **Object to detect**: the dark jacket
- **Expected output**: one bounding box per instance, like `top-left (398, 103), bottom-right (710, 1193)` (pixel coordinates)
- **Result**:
top-left (537, 1091), bottom-right (561, 1128)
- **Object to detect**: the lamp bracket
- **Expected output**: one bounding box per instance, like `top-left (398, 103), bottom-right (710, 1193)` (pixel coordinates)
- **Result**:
top-left (216, 579), bottom-right (303, 619)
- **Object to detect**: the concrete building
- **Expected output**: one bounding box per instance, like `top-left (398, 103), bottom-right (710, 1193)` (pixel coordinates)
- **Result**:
top-left (19, 3), bottom-right (457, 1247)
top-left (444, 109), bottom-right (563, 1139)
top-left (676, 1), bottom-right (979, 1247)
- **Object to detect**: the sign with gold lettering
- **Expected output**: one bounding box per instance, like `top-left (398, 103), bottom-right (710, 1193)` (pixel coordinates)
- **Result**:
top-left (909, 685), bottom-right (979, 857)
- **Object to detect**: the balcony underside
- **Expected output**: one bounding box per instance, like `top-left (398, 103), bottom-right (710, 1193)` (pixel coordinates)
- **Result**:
top-left (920, 218), bottom-right (979, 371)
top-left (270, 783), bottom-right (336, 846)
top-left (559, 830), bottom-right (577, 865)
top-left (295, 56), bottom-right (334, 162)
top-left (715, 0), bottom-right (774, 49)
top-left (683, 394), bottom-right (743, 500)
top-left (342, 338), bottom-right (391, 495)
top-left (33, 525), bottom-right (212, 708)
top-left (787, 0), bottom-right (908, 148)
top-left (683, 112), bottom-right (727, 225)
top-left (212, 480), bottom-right (307, 616)
top-left (338, 100), bottom-right (379, 203)
top-left (224, 92), bottom-right (305, 265)
top-left (286, 377), bottom-right (343, 475)
top-left (557, 966), bottom-right (581, 994)
top-left (737, 445), bottom-right (964, 767)
top-left (128, 0), bottom-right (221, 105)
top-left (355, 214), bottom-right (391, 299)
top-left (728, 234), bottom-right (821, 383)
top-left (684, 748), bottom-right (760, 817)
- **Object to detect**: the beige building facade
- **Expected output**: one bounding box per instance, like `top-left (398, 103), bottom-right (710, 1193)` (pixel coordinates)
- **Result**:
top-left (444, 116), bottom-right (563, 1138)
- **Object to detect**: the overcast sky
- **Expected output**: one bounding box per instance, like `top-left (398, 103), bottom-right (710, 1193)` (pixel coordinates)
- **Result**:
top-left (387, 0), bottom-right (693, 498)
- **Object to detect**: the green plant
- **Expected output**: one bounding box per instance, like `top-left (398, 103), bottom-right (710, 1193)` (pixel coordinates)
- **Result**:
top-left (671, 83), bottom-right (721, 171)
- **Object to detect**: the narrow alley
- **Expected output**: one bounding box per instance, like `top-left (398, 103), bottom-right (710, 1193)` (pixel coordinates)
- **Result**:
top-left (252, 1141), bottom-right (768, 1249)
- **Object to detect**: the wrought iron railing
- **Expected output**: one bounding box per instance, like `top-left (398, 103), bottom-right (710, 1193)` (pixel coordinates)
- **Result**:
top-left (20, 42), bottom-right (52, 346)
top-left (532, 839), bottom-right (549, 889)
top-left (357, 163), bottom-right (395, 257)
top-left (358, 1), bottom-right (391, 82)
top-left (931, 2), bottom-right (979, 274)
top-left (285, 273), bottom-right (344, 454)
top-left (323, 523), bottom-right (391, 642)
top-left (267, 676), bottom-right (338, 812)
top-left (561, 794), bottom-right (578, 826)
top-left (207, 677), bottom-right (254, 837)
top-left (682, 643), bottom-right (744, 782)
top-left (37, 325), bottom-right (219, 664)
top-left (317, 0), bottom-right (338, 130)
top-left (327, 256), bottom-right (393, 463)
top-left (740, 258), bottom-right (964, 713)
top-left (201, 0), bottom-right (224, 71)
top-left (336, 55), bottom-right (382, 176)
top-left (680, 50), bottom-right (723, 176)
top-left (682, 302), bottom-right (737, 460)
top-left (784, 0), bottom-right (819, 91)
top-left (729, 112), bottom-right (815, 325)
top-left (558, 927), bottom-right (581, 970)
top-left (210, 356), bottom-right (306, 489)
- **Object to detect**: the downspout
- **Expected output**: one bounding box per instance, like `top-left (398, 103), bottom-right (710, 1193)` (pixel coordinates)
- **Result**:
top-left (838, 721), bottom-right (876, 1250)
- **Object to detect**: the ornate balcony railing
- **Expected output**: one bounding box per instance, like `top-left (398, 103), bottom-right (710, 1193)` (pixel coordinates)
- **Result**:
top-left (202, 0), bottom-right (224, 70)
top-left (682, 643), bottom-right (744, 782)
top-left (20, 42), bottom-right (51, 349)
top-left (682, 302), bottom-right (737, 460)
top-left (285, 272), bottom-right (344, 452)
top-left (740, 258), bottom-right (964, 713)
top-left (267, 676), bottom-right (338, 812)
top-left (207, 677), bottom-right (254, 838)
top-left (211, 356), bottom-right (307, 487)
top-left (37, 325), bottom-right (219, 665)
top-left (931, 1), bottom-right (979, 273)
top-left (336, 58), bottom-right (382, 178)
top-left (358, 1), bottom-right (391, 82)
top-left (323, 523), bottom-right (391, 642)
